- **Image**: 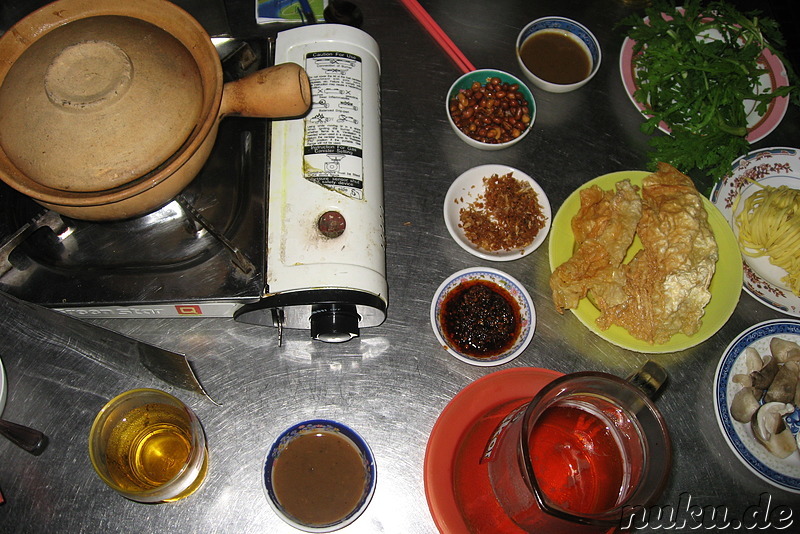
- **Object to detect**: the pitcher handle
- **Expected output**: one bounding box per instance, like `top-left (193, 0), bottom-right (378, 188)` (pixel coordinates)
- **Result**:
top-left (626, 360), bottom-right (668, 400)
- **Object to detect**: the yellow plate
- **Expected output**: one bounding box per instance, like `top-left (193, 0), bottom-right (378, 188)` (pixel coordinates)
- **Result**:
top-left (548, 171), bottom-right (743, 353)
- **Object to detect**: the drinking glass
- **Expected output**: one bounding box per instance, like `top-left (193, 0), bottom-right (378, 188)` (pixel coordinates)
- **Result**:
top-left (88, 388), bottom-right (208, 503)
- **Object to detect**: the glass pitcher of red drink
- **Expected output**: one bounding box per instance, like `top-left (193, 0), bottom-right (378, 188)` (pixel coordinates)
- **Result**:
top-left (485, 362), bottom-right (671, 533)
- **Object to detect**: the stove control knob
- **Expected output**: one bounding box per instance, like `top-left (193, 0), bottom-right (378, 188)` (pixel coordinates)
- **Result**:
top-left (310, 303), bottom-right (360, 343)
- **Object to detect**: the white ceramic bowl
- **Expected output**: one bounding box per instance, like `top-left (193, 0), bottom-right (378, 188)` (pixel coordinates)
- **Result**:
top-left (263, 420), bottom-right (377, 532)
top-left (430, 267), bottom-right (536, 366)
top-left (444, 164), bottom-right (551, 261)
top-left (445, 69), bottom-right (535, 150)
top-left (516, 17), bottom-right (601, 93)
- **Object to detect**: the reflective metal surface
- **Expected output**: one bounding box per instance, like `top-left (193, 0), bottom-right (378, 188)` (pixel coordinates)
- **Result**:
top-left (1, 0), bottom-right (799, 533)
top-left (0, 114), bottom-right (268, 309)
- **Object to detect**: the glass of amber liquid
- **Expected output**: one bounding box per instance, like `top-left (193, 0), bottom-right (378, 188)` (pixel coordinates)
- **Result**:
top-left (88, 388), bottom-right (208, 503)
top-left (485, 362), bottom-right (671, 533)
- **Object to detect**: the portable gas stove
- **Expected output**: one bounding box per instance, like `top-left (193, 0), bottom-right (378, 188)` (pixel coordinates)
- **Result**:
top-left (0, 18), bottom-right (388, 342)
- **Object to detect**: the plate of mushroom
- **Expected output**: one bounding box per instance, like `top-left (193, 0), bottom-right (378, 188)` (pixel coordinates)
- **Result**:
top-left (714, 319), bottom-right (800, 493)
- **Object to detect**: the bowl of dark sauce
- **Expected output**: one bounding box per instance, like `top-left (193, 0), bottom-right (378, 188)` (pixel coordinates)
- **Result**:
top-left (431, 267), bottom-right (536, 366)
top-left (263, 420), bottom-right (377, 532)
top-left (516, 17), bottom-right (601, 93)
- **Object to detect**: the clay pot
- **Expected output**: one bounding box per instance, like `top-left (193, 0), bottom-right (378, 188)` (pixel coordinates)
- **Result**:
top-left (0, 0), bottom-right (311, 220)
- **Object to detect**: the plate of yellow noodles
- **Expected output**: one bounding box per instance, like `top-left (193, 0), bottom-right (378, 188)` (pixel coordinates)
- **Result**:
top-left (711, 147), bottom-right (800, 317)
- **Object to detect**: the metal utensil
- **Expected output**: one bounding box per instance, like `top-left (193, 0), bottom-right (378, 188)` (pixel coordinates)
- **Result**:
top-left (0, 290), bottom-right (217, 403)
top-left (0, 418), bottom-right (47, 455)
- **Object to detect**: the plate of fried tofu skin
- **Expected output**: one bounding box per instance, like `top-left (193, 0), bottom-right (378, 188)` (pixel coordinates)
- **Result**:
top-left (549, 163), bottom-right (742, 353)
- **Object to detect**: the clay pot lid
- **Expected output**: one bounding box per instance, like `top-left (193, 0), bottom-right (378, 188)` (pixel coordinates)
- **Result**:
top-left (0, 15), bottom-right (204, 192)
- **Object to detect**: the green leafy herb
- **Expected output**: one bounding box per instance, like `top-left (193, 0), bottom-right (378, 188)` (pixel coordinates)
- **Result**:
top-left (619, 0), bottom-right (797, 193)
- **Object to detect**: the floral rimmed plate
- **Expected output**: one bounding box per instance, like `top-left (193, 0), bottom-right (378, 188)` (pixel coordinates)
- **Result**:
top-left (710, 147), bottom-right (800, 317)
top-left (713, 319), bottom-right (800, 493)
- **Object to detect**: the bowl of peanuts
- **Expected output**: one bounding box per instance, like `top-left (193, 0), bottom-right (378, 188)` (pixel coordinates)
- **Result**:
top-left (446, 69), bottom-right (535, 150)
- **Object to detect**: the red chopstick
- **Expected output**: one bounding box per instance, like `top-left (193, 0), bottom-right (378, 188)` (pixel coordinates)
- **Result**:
top-left (398, 0), bottom-right (476, 74)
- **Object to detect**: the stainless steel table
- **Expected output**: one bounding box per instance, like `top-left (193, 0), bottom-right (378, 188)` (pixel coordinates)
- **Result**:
top-left (1, 0), bottom-right (799, 532)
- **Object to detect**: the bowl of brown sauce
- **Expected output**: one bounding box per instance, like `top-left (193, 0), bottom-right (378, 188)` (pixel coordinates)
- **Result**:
top-left (263, 420), bottom-right (376, 532)
top-left (516, 17), bottom-right (601, 93)
top-left (431, 267), bottom-right (536, 366)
